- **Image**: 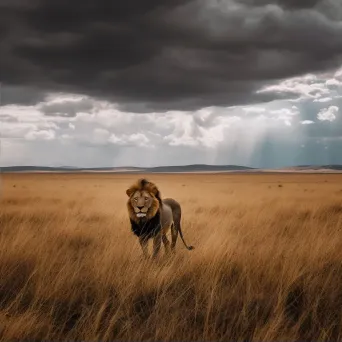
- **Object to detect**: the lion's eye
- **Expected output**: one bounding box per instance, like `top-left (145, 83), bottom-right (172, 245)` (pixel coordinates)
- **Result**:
top-left (134, 198), bottom-right (138, 201)
top-left (145, 197), bottom-right (149, 201)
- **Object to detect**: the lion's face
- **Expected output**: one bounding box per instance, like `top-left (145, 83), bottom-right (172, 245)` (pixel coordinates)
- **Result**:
top-left (126, 179), bottom-right (162, 222)
top-left (129, 190), bottom-right (154, 218)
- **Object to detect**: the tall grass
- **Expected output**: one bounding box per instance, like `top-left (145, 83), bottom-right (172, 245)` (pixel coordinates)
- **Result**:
top-left (0, 173), bottom-right (342, 341)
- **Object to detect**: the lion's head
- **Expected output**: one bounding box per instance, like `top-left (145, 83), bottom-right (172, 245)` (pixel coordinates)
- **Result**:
top-left (126, 178), bottom-right (162, 222)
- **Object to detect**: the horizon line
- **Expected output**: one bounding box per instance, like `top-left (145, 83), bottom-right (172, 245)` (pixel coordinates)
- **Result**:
top-left (1, 163), bottom-right (342, 169)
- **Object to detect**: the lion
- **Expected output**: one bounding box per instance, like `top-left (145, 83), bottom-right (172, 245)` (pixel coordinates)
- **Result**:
top-left (126, 178), bottom-right (194, 259)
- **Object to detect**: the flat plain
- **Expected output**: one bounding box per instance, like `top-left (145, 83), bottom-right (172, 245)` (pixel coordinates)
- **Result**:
top-left (0, 172), bottom-right (342, 341)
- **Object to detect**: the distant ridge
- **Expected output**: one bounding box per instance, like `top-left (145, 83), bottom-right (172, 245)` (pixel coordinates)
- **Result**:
top-left (142, 164), bottom-right (254, 172)
top-left (1, 164), bottom-right (342, 173)
top-left (0, 164), bottom-right (254, 173)
top-left (284, 165), bottom-right (342, 171)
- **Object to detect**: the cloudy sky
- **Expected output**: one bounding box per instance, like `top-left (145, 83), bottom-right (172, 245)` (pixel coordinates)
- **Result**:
top-left (1, 0), bottom-right (342, 168)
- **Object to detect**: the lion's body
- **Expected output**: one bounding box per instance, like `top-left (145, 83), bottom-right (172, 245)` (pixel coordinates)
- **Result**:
top-left (126, 179), bottom-right (194, 259)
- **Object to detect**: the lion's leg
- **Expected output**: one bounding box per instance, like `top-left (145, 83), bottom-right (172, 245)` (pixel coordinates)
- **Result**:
top-left (162, 233), bottom-right (171, 256)
top-left (139, 236), bottom-right (149, 259)
top-left (152, 233), bottom-right (162, 259)
top-left (171, 222), bottom-right (178, 253)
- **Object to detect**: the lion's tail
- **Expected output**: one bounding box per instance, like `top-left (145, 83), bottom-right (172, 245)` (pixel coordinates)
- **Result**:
top-left (176, 221), bottom-right (195, 251)
top-left (163, 197), bottom-right (194, 251)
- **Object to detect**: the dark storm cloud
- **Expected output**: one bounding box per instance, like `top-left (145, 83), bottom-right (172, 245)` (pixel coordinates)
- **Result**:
top-left (1, 85), bottom-right (47, 106)
top-left (1, 0), bottom-right (342, 111)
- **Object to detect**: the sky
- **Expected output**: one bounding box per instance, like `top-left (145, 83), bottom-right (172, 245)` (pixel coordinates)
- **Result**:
top-left (1, 0), bottom-right (342, 168)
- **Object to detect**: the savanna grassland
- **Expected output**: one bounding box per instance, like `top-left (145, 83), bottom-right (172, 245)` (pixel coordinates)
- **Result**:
top-left (0, 172), bottom-right (342, 341)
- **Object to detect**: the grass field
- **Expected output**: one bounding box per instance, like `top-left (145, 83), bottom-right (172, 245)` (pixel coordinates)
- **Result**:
top-left (0, 173), bottom-right (342, 341)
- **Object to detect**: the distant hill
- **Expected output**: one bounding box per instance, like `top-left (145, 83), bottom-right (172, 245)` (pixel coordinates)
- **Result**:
top-left (0, 164), bottom-right (255, 173)
top-left (282, 165), bottom-right (342, 171)
top-left (1, 164), bottom-right (342, 173)
top-left (147, 164), bottom-right (254, 172)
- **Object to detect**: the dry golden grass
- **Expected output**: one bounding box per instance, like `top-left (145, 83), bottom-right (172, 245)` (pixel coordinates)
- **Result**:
top-left (1, 172), bottom-right (342, 341)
